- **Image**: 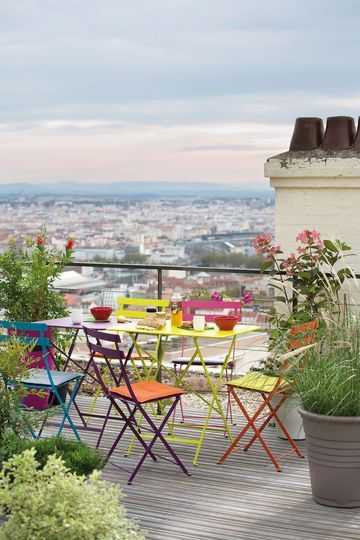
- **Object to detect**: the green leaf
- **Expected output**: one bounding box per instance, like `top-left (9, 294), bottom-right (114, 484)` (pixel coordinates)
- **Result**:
top-left (323, 240), bottom-right (337, 252)
top-left (260, 260), bottom-right (273, 273)
top-left (274, 295), bottom-right (287, 303)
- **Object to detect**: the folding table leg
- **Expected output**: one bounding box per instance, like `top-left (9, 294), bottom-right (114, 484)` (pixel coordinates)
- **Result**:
top-left (192, 337), bottom-right (234, 466)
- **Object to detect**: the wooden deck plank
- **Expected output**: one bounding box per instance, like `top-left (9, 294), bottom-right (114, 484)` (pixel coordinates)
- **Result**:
top-left (45, 397), bottom-right (360, 540)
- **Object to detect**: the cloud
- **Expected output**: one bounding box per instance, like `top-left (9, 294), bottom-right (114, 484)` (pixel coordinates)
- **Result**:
top-left (0, 1), bottom-right (360, 183)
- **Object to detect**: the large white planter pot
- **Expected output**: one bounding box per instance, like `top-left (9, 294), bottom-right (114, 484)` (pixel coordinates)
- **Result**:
top-left (271, 395), bottom-right (305, 440)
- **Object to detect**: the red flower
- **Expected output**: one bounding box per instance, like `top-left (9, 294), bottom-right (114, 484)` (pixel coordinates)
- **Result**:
top-left (65, 238), bottom-right (75, 251)
top-left (36, 236), bottom-right (45, 246)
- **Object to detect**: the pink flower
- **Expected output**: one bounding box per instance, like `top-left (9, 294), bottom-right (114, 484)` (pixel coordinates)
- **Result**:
top-left (242, 292), bottom-right (253, 305)
top-left (317, 240), bottom-right (324, 250)
top-left (211, 291), bottom-right (223, 302)
top-left (297, 246), bottom-right (305, 254)
top-left (296, 229), bottom-right (321, 245)
top-left (253, 233), bottom-right (273, 255)
top-left (269, 245), bottom-right (282, 256)
top-left (283, 252), bottom-right (297, 270)
top-left (36, 236), bottom-right (45, 246)
top-left (310, 230), bottom-right (321, 241)
top-left (296, 230), bottom-right (311, 244)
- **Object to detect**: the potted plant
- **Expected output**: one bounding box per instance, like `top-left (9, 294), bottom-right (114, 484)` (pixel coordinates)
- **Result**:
top-left (0, 230), bottom-right (75, 409)
top-left (0, 230), bottom-right (74, 322)
top-left (290, 317), bottom-right (360, 507)
top-left (252, 230), bottom-right (354, 439)
top-left (0, 333), bottom-right (43, 439)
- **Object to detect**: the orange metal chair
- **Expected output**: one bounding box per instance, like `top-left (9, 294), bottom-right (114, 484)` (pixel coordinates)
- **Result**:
top-left (217, 320), bottom-right (318, 471)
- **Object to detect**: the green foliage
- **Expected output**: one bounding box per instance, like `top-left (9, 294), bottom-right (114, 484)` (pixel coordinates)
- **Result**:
top-left (200, 251), bottom-right (263, 268)
top-left (254, 231), bottom-right (354, 353)
top-left (0, 229), bottom-right (74, 322)
top-left (0, 435), bottom-right (105, 476)
top-left (0, 449), bottom-right (144, 540)
top-left (121, 253), bottom-right (148, 264)
top-left (290, 317), bottom-right (360, 417)
top-left (0, 335), bottom-right (46, 440)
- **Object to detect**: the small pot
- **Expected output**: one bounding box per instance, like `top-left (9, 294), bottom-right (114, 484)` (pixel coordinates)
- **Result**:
top-left (289, 117), bottom-right (324, 151)
top-left (300, 408), bottom-right (360, 507)
top-left (322, 116), bottom-right (355, 150)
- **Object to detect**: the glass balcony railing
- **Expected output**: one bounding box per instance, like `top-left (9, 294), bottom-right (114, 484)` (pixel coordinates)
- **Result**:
top-left (56, 261), bottom-right (274, 327)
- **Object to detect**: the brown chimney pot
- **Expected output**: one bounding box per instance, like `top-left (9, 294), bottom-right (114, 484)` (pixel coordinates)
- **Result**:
top-left (353, 116), bottom-right (360, 151)
top-left (322, 116), bottom-right (355, 151)
top-left (289, 117), bottom-right (324, 151)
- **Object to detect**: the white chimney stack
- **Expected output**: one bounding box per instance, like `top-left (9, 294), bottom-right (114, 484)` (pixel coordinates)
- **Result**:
top-left (265, 116), bottom-right (360, 272)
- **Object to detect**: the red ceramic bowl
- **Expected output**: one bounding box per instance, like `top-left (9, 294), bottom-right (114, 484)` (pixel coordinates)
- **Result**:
top-left (90, 306), bottom-right (113, 321)
top-left (214, 315), bottom-right (238, 331)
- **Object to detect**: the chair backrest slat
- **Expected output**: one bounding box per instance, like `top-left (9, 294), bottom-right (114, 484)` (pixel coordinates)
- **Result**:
top-left (182, 300), bottom-right (243, 322)
top-left (83, 327), bottom-right (135, 400)
top-left (288, 320), bottom-right (319, 350)
top-left (116, 297), bottom-right (169, 319)
top-left (0, 320), bottom-right (54, 383)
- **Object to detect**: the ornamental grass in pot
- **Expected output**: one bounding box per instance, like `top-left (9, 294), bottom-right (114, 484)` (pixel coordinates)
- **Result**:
top-left (290, 317), bottom-right (360, 508)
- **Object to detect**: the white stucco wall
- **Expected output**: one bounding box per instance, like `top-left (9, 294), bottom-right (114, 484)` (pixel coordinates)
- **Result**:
top-left (265, 155), bottom-right (360, 273)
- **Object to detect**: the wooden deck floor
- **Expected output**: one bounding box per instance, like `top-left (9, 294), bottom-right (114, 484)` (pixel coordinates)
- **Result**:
top-left (50, 397), bottom-right (360, 540)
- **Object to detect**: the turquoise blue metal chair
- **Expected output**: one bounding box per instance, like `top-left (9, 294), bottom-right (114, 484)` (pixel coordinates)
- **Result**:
top-left (2, 321), bottom-right (84, 441)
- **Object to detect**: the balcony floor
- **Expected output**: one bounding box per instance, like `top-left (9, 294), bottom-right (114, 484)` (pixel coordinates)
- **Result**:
top-left (50, 396), bottom-right (360, 540)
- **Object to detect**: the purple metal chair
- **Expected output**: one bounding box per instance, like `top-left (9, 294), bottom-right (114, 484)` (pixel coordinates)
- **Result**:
top-left (83, 326), bottom-right (191, 484)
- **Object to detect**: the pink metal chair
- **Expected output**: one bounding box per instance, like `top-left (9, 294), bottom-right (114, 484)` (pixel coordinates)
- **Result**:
top-left (172, 299), bottom-right (244, 426)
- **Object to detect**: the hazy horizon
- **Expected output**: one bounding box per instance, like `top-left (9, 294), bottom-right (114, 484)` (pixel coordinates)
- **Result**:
top-left (1, 1), bottom-right (360, 186)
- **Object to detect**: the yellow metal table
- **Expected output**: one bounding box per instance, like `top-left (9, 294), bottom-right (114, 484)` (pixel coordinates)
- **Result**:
top-left (107, 321), bottom-right (260, 465)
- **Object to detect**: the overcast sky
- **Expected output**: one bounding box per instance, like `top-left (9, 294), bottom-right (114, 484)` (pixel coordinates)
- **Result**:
top-left (1, 0), bottom-right (360, 187)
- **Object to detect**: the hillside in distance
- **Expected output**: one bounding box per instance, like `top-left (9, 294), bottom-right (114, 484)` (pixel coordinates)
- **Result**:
top-left (0, 181), bottom-right (273, 199)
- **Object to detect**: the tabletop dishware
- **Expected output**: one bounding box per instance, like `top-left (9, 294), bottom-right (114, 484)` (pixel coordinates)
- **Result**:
top-left (214, 315), bottom-right (238, 331)
top-left (193, 315), bottom-right (205, 331)
top-left (70, 307), bottom-right (82, 324)
top-left (90, 306), bottom-right (113, 321)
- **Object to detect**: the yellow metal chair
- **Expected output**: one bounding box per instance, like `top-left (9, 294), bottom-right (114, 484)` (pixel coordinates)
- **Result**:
top-left (217, 320), bottom-right (318, 471)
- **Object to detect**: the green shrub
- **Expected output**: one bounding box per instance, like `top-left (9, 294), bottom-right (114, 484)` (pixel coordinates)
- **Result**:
top-left (0, 449), bottom-right (144, 540)
top-left (0, 435), bottom-right (105, 476)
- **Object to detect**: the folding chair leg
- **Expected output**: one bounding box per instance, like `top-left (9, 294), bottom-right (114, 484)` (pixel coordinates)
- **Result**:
top-left (128, 397), bottom-right (190, 485)
top-left (107, 400), bottom-right (157, 464)
top-left (225, 366), bottom-right (235, 426)
top-left (56, 379), bottom-right (83, 441)
top-left (96, 400), bottom-right (113, 449)
top-left (217, 388), bottom-right (283, 472)
top-left (86, 368), bottom-right (108, 424)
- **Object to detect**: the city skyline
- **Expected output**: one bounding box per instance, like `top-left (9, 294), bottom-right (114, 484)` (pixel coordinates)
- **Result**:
top-left (1, 1), bottom-right (360, 186)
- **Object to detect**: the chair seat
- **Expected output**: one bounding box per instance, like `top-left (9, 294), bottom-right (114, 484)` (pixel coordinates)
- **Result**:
top-left (20, 369), bottom-right (84, 388)
top-left (172, 356), bottom-right (233, 367)
top-left (110, 381), bottom-right (185, 404)
top-left (227, 372), bottom-right (289, 393)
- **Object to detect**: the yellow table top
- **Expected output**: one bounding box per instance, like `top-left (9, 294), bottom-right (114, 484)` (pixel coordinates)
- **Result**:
top-left (106, 321), bottom-right (261, 339)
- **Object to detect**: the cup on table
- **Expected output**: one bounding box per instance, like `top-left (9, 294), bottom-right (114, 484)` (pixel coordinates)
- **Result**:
top-left (193, 315), bottom-right (206, 331)
top-left (70, 307), bottom-right (82, 324)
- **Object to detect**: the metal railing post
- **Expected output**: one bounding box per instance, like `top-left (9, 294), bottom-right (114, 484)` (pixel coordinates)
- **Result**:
top-left (157, 268), bottom-right (163, 299)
